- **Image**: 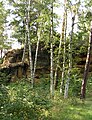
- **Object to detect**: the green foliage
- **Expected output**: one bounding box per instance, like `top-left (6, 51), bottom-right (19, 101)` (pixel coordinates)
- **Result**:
top-left (0, 77), bottom-right (92, 120)
top-left (51, 97), bottom-right (92, 120)
top-left (0, 71), bottom-right (11, 85)
top-left (69, 68), bottom-right (82, 97)
top-left (0, 1), bottom-right (10, 50)
top-left (0, 79), bottom-right (52, 120)
top-left (0, 85), bottom-right (9, 107)
top-left (7, 0), bottom-right (59, 46)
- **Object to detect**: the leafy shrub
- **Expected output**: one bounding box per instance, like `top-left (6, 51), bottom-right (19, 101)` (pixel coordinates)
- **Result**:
top-left (0, 79), bottom-right (52, 120)
top-left (69, 68), bottom-right (82, 97)
top-left (0, 71), bottom-right (11, 85)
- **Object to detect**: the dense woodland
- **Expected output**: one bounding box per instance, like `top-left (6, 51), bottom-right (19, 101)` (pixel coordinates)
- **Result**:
top-left (0, 0), bottom-right (92, 119)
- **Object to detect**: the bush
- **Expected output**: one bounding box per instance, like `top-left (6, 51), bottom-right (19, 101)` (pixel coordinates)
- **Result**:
top-left (0, 79), bottom-right (52, 120)
top-left (69, 68), bottom-right (82, 97)
top-left (0, 71), bottom-right (11, 85)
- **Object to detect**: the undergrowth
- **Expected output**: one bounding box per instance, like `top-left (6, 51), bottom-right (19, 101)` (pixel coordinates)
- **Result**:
top-left (0, 77), bottom-right (92, 120)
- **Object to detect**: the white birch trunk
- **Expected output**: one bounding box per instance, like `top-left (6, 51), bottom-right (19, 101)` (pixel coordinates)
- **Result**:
top-left (0, 50), bottom-right (3, 58)
top-left (54, 31), bottom-right (62, 89)
top-left (60, 8), bottom-right (67, 94)
top-left (22, 1), bottom-right (27, 63)
top-left (54, 10), bottom-right (65, 90)
top-left (50, 1), bottom-right (54, 98)
top-left (64, 15), bottom-right (75, 98)
top-left (54, 0), bottom-right (67, 91)
top-left (33, 28), bottom-right (40, 81)
top-left (26, 0), bottom-right (33, 87)
top-left (22, 20), bottom-right (27, 63)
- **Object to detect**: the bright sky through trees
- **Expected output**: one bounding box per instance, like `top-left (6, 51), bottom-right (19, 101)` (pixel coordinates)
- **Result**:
top-left (2, 0), bottom-right (84, 49)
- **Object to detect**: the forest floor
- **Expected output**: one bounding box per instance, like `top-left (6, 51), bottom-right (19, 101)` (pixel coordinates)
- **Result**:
top-left (51, 95), bottom-right (92, 120)
top-left (50, 80), bottom-right (92, 120)
top-left (0, 78), bottom-right (92, 120)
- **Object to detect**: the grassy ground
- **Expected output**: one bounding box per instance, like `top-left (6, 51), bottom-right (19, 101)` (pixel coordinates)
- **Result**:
top-left (50, 96), bottom-right (92, 120)
top-left (50, 80), bottom-right (92, 120)
top-left (0, 78), bottom-right (92, 120)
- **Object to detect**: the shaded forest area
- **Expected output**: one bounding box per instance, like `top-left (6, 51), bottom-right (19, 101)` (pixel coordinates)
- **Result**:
top-left (0, 0), bottom-right (92, 120)
top-left (0, 43), bottom-right (92, 81)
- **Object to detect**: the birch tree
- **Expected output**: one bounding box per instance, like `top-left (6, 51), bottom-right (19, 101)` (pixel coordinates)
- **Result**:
top-left (32, 24), bottom-right (40, 81)
top-left (22, 1), bottom-right (28, 63)
top-left (64, 3), bottom-right (78, 98)
top-left (50, 0), bottom-right (54, 98)
top-left (64, 1), bottom-right (81, 98)
top-left (22, 20), bottom-right (27, 63)
top-left (54, 0), bottom-right (67, 90)
top-left (64, 15), bottom-right (75, 98)
top-left (60, 0), bottom-right (67, 93)
top-left (26, 0), bottom-right (34, 87)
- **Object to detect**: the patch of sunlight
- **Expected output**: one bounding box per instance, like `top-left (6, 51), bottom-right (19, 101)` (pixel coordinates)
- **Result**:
top-left (73, 114), bottom-right (82, 120)
top-left (70, 106), bottom-right (82, 111)
top-left (8, 89), bottom-right (17, 101)
top-left (87, 110), bottom-right (92, 115)
top-left (75, 107), bottom-right (83, 111)
top-left (89, 83), bottom-right (92, 85)
top-left (41, 109), bottom-right (49, 117)
top-left (81, 110), bottom-right (92, 116)
top-left (70, 107), bottom-right (74, 110)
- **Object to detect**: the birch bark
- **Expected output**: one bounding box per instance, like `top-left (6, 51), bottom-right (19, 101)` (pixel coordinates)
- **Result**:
top-left (60, 5), bottom-right (67, 93)
top-left (26, 0), bottom-right (33, 87)
top-left (50, 1), bottom-right (54, 98)
top-left (54, 0), bottom-right (67, 90)
top-left (64, 15), bottom-right (75, 98)
top-left (33, 27), bottom-right (40, 81)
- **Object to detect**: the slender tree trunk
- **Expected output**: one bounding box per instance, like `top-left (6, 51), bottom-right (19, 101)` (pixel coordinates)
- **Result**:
top-left (60, 6), bottom-right (67, 94)
top-left (33, 27), bottom-right (40, 81)
top-left (0, 50), bottom-right (3, 58)
top-left (54, 29), bottom-right (62, 89)
top-left (64, 15), bottom-right (75, 99)
top-left (26, 0), bottom-right (33, 87)
top-left (50, 1), bottom-right (54, 98)
top-left (80, 21), bottom-right (92, 99)
top-left (22, 0), bottom-right (27, 63)
top-left (22, 18), bottom-right (27, 63)
top-left (54, 0), bottom-right (67, 90)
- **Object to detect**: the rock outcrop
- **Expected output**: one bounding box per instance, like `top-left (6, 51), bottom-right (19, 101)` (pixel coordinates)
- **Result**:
top-left (0, 49), bottom-right (29, 81)
top-left (0, 46), bottom-right (50, 81)
top-left (0, 45), bottom-right (92, 82)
